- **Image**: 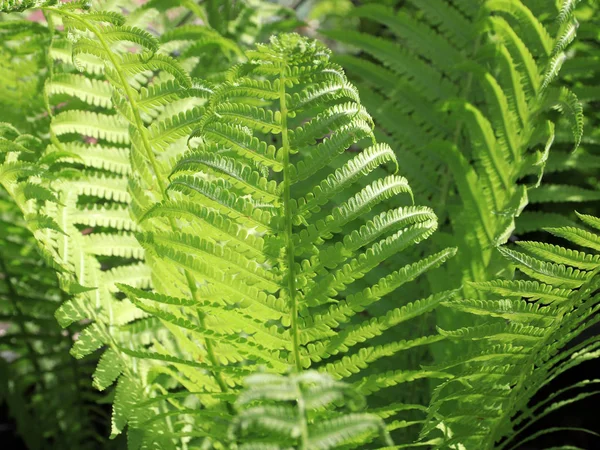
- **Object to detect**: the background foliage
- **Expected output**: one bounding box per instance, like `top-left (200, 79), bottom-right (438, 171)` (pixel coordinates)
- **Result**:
top-left (0, 0), bottom-right (599, 449)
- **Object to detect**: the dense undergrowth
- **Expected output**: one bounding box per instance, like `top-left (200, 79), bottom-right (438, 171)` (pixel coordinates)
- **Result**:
top-left (0, 1), bottom-right (599, 449)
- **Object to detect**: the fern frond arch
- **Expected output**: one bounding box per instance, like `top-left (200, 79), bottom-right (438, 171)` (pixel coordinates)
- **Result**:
top-left (113, 33), bottom-right (457, 447)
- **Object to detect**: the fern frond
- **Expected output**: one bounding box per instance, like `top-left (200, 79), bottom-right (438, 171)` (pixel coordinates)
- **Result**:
top-left (498, 246), bottom-right (590, 288)
top-left (528, 184), bottom-right (600, 204)
top-left (3, 2), bottom-right (593, 449)
top-left (325, 0), bottom-right (583, 312)
top-left (229, 371), bottom-right (393, 449)
top-left (52, 110), bottom-right (129, 144)
top-left (45, 73), bottom-right (113, 108)
top-left (514, 2), bottom-right (598, 243)
top-left (516, 241), bottom-right (600, 270)
top-left (0, 4), bottom-right (207, 445)
top-left (116, 33), bottom-right (453, 446)
top-left (426, 213), bottom-right (600, 448)
top-left (0, 185), bottom-right (109, 448)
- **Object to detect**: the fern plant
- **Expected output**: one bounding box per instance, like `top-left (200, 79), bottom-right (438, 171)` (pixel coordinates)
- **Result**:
top-left (322, 0), bottom-right (583, 301)
top-left (119, 32), bottom-right (456, 447)
top-left (0, 0), bottom-right (315, 447)
top-left (0, 1), bottom-right (599, 449)
top-left (318, 1), bottom-right (593, 427)
top-left (426, 213), bottom-right (600, 449)
top-left (0, 126), bottom-right (112, 449)
top-left (1, 0), bottom-right (213, 446)
top-left (228, 370), bottom-right (393, 449)
top-left (1, 1), bottom-right (455, 447)
top-left (516, 0), bottom-right (600, 234)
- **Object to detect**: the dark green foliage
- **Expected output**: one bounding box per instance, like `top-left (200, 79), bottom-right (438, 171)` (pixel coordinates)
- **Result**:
top-left (0, 132), bottom-right (111, 449)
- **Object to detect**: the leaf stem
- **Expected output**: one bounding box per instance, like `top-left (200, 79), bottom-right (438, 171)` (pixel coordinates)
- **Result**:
top-left (295, 381), bottom-right (309, 449)
top-left (279, 69), bottom-right (302, 373)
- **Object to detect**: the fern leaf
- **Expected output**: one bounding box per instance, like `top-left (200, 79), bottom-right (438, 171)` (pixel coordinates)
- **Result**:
top-left (230, 371), bottom-right (393, 448)
top-left (499, 247), bottom-right (590, 288)
top-left (45, 73), bottom-right (113, 108)
top-left (517, 241), bottom-right (600, 269)
top-left (52, 110), bottom-right (129, 144)
top-left (70, 324), bottom-right (108, 359)
top-left (93, 348), bottom-right (124, 391)
top-left (125, 33), bottom-right (448, 445)
top-left (545, 226), bottom-right (600, 252)
top-left (528, 184), bottom-right (600, 203)
top-left (428, 214), bottom-right (600, 448)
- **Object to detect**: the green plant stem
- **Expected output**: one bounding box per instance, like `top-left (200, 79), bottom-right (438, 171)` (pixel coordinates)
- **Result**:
top-left (48, 7), bottom-right (231, 406)
top-left (279, 69), bottom-right (302, 373)
top-left (295, 382), bottom-right (309, 449)
top-left (436, 33), bottom-right (488, 290)
top-left (437, 34), bottom-right (483, 219)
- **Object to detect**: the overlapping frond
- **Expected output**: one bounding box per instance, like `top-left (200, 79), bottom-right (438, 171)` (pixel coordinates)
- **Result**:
top-left (38, 3), bottom-right (230, 446)
top-left (2, 1), bottom-right (311, 447)
top-left (324, 1), bottom-right (582, 300)
top-left (425, 213), bottom-right (600, 449)
top-left (112, 33), bottom-right (455, 447)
